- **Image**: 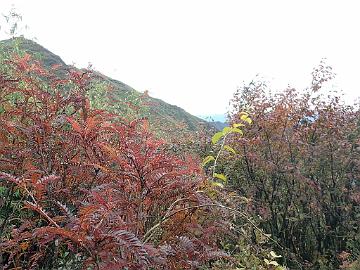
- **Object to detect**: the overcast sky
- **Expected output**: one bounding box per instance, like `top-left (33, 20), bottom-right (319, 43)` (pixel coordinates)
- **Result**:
top-left (0, 0), bottom-right (359, 116)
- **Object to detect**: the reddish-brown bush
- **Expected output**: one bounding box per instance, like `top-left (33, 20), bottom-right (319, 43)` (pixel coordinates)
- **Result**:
top-left (226, 64), bottom-right (360, 268)
top-left (0, 53), bottom-right (226, 269)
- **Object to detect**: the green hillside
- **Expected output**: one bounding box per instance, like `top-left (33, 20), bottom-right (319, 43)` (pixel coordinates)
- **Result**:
top-left (0, 37), bottom-right (211, 138)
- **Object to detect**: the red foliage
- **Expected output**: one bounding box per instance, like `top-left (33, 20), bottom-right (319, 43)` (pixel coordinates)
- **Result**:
top-left (227, 68), bottom-right (360, 267)
top-left (0, 53), bottom-right (225, 269)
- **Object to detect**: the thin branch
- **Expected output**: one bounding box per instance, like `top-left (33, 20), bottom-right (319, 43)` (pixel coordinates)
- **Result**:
top-left (144, 202), bottom-right (283, 250)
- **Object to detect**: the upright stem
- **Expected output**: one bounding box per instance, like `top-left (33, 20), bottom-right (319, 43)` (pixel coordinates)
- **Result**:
top-left (212, 134), bottom-right (228, 177)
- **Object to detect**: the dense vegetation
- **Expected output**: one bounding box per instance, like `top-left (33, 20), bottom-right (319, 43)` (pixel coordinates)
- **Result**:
top-left (0, 47), bottom-right (245, 269)
top-left (0, 37), bottom-right (359, 269)
top-left (222, 64), bottom-right (360, 268)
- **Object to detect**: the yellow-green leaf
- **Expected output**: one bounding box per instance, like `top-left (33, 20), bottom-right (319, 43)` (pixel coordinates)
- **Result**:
top-left (245, 117), bottom-right (252, 124)
top-left (202, 155), bottom-right (215, 166)
top-left (222, 126), bottom-right (232, 134)
top-left (211, 131), bottom-right (224, 144)
top-left (213, 173), bottom-right (227, 182)
top-left (239, 112), bottom-right (249, 117)
top-left (224, 145), bottom-right (236, 154)
top-left (240, 114), bottom-right (252, 124)
top-left (232, 123), bottom-right (245, 128)
top-left (211, 181), bottom-right (224, 188)
top-left (231, 128), bottom-right (243, 135)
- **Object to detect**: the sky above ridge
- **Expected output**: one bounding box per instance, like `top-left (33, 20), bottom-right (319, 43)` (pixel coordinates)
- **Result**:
top-left (0, 0), bottom-right (359, 116)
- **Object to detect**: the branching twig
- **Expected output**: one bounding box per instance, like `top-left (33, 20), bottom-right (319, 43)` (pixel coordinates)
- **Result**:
top-left (144, 202), bottom-right (283, 250)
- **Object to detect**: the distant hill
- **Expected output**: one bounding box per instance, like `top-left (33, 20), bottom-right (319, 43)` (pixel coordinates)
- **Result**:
top-left (0, 37), bottom-right (213, 138)
top-left (208, 121), bottom-right (228, 130)
top-left (198, 114), bottom-right (228, 130)
top-left (198, 114), bottom-right (227, 123)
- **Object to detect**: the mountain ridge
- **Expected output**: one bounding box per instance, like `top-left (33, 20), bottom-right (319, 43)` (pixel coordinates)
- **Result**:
top-left (0, 37), bottom-right (221, 135)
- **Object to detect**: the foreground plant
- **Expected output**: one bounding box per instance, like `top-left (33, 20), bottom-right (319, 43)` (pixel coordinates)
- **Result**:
top-left (0, 53), bottom-right (230, 269)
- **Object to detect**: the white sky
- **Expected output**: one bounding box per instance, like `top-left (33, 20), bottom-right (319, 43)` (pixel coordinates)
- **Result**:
top-left (0, 0), bottom-right (359, 116)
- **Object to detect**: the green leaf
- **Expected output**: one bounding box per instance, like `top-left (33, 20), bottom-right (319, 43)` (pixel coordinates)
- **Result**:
top-left (202, 155), bottom-right (215, 166)
top-left (224, 145), bottom-right (236, 154)
top-left (213, 173), bottom-right (227, 182)
top-left (0, 186), bottom-right (6, 194)
top-left (211, 181), bottom-right (224, 188)
top-left (211, 131), bottom-right (224, 144)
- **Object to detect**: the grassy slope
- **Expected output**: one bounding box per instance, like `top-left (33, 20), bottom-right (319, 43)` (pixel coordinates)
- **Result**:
top-left (0, 37), bottom-right (211, 137)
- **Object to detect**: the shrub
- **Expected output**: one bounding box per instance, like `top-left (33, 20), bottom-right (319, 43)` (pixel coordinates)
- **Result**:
top-left (0, 53), bottom-right (227, 269)
top-left (226, 64), bottom-right (360, 268)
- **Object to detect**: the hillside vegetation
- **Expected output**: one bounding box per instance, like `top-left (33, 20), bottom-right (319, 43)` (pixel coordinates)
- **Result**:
top-left (0, 38), bottom-right (212, 138)
top-left (0, 38), bottom-right (359, 270)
